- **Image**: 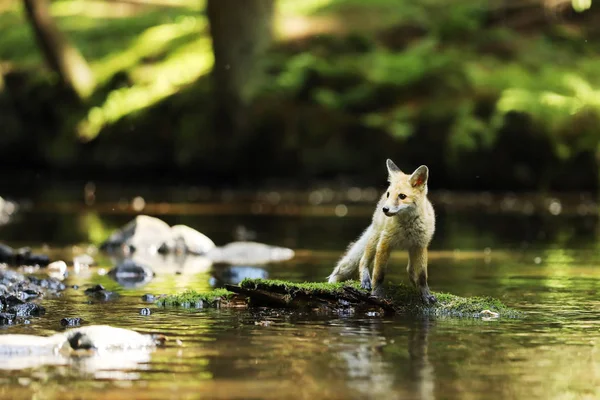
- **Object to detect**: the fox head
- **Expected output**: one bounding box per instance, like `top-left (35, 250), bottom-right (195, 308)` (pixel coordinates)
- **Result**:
top-left (382, 159), bottom-right (429, 217)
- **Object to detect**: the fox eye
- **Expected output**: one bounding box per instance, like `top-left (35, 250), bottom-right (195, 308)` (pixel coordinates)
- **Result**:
top-left (399, 193), bottom-right (407, 200)
top-left (386, 191), bottom-right (389, 198)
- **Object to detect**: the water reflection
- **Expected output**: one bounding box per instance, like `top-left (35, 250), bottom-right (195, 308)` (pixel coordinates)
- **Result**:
top-left (2, 188), bottom-right (600, 398)
top-left (0, 348), bottom-right (153, 379)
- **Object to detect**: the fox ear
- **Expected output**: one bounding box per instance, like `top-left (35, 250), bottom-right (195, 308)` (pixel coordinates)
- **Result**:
top-left (410, 165), bottom-right (429, 188)
top-left (386, 159), bottom-right (402, 177)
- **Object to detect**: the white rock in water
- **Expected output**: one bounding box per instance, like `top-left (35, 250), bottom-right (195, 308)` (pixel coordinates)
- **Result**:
top-left (47, 260), bottom-right (67, 274)
top-left (170, 224), bottom-right (215, 255)
top-left (102, 215), bottom-right (171, 253)
top-left (127, 216), bottom-right (172, 253)
top-left (101, 216), bottom-right (216, 256)
top-left (207, 241), bottom-right (295, 265)
top-left (65, 325), bottom-right (158, 351)
top-left (0, 325), bottom-right (159, 356)
top-left (73, 254), bottom-right (95, 273)
top-left (0, 325), bottom-right (161, 373)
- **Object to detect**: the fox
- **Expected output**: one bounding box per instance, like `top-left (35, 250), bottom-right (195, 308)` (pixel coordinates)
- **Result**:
top-left (327, 159), bottom-right (436, 304)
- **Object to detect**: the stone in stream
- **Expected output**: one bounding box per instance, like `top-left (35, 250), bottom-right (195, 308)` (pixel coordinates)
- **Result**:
top-left (206, 241), bottom-right (295, 265)
top-left (141, 294), bottom-right (156, 302)
top-left (107, 259), bottom-right (154, 288)
top-left (0, 312), bottom-right (14, 325)
top-left (60, 317), bottom-right (83, 327)
top-left (100, 215), bottom-right (215, 255)
top-left (139, 308), bottom-right (151, 316)
top-left (0, 243), bottom-right (50, 267)
top-left (10, 302), bottom-right (45, 318)
top-left (0, 243), bottom-right (14, 262)
top-left (101, 215), bottom-right (172, 253)
top-left (0, 196), bottom-right (17, 226)
top-left (73, 254), bottom-right (95, 272)
top-left (14, 246), bottom-right (50, 267)
top-left (0, 325), bottom-right (166, 370)
top-left (99, 216), bottom-right (296, 268)
top-left (47, 260), bottom-right (67, 277)
top-left (84, 284), bottom-right (119, 301)
top-left (167, 224), bottom-right (216, 255)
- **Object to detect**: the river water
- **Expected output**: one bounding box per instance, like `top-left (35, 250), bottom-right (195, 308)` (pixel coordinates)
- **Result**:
top-left (0, 184), bottom-right (598, 399)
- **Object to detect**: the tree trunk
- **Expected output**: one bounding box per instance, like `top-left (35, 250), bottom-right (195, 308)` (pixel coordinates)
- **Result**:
top-left (206, 0), bottom-right (274, 144)
top-left (23, 0), bottom-right (95, 100)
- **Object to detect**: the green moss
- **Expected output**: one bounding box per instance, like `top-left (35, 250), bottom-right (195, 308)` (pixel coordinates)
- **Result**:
top-left (156, 288), bottom-right (233, 308)
top-left (385, 282), bottom-right (521, 318)
top-left (240, 279), bottom-right (521, 318)
top-left (240, 278), bottom-right (364, 295)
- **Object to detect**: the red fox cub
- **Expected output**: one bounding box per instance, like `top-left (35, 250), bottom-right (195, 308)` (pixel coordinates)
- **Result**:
top-left (327, 159), bottom-right (436, 304)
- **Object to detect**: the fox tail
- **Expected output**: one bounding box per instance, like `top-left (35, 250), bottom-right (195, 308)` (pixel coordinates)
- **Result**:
top-left (327, 225), bottom-right (372, 283)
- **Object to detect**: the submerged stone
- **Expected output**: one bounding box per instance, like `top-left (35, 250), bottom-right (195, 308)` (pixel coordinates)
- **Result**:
top-left (0, 312), bottom-right (14, 325)
top-left (169, 224), bottom-right (215, 255)
top-left (141, 294), bottom-right (156, 302)
top-left (206, 241), bottom-right (295, 265)
top-left (14, 247), bottom-right (50, 267)
top-left (84, 284), bottom-right (118, 301)
top-left (84, 284), bottom-right (105, 293)
top-left (108, 259), bottom-right (154, 288)
top-left (139, 308), bottom-right (151, 316)
top-left (60, 317), bottom-right (82, 327)
top-left (0, 243), bottom-right (14, 262)
top-left (10, 302), bottom-right (45, 318)
top-left (100, 215), bottom-right (214, 256)
top-left (0, 244), bottom-right (50, 267)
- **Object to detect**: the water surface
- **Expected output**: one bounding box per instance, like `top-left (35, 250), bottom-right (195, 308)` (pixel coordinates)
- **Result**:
top-left (0, 186), bottom-right (599, 400)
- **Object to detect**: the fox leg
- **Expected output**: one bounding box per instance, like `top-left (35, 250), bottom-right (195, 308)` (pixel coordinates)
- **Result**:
top-left (358, 235), bottom-right (378, 290)
top-left (371, 239), bottom-right (391, 298)
top-left (407, 247), bottom-right (436, 304)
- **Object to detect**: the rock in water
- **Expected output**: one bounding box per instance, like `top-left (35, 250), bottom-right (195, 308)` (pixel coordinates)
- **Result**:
top-left (100, 216), bottom-right (215, 256)
top-left (0, 196), bottom-right (17, 226)
top-left (107, 259), bottom-right (154, 288)
top-left (0, 325), bottom-right (163, 356)
top-left (169, 224), bottom-right (215, 255)
top-left (84, 284), bottom-right (119, 301)
top-left (73, 254), bottom-right (95, 272)
top-left (60, 317), bottom-right (82, 327)
top-left (47, 260), bottom-right (67, 278)
top-left (207, 242), bottom-right (295, 265)
top-left (0, 243), bottom-right (14, 263)
top-left (100, 215), bottom-right (172, 253)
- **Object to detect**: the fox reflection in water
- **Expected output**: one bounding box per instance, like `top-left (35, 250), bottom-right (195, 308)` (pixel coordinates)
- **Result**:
top-left (328, 318), bottom-right (434, 400)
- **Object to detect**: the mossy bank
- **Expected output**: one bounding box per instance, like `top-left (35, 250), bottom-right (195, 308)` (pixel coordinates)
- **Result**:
top-left (156, 279), bottom-right (521, 318)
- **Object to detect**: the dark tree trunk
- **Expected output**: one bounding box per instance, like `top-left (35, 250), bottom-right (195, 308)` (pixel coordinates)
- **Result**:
top-left (206, 0), bottom-right (274, 146)
top-left (23, 0), bottom-right (95, 100)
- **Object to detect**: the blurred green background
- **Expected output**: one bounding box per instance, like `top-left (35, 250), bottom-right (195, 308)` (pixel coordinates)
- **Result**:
top-left (1, 0), bottom-right (599, 191)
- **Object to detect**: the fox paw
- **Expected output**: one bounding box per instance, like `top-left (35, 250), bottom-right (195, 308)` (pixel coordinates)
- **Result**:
top-left (360, 276), bottom-right (371, 290)
top-left (371, 286), bottom-right (386, 298)
top-left (421, 292), bottom-right (437, 305)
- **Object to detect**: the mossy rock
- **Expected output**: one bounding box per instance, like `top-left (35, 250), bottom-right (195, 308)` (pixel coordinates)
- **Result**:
top-left (157, 279), bottom-right (521, 318)
top-left (236, 279), bottom-right (521, 318)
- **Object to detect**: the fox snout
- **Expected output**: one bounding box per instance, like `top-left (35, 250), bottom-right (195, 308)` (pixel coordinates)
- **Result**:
top-left (382, 206), bottom-right (398, 217)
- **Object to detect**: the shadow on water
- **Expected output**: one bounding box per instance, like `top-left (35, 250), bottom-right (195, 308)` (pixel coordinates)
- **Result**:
top-left (0, 184), bottom-right (600, 399)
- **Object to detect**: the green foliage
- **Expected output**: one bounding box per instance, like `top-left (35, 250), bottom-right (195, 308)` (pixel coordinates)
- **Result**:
top-left (156, 289), bottom-right (233, 308)
top-left (240, 278), bottom-right (364, 294)
top-left (1, 0), bottom-right (600, 185)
